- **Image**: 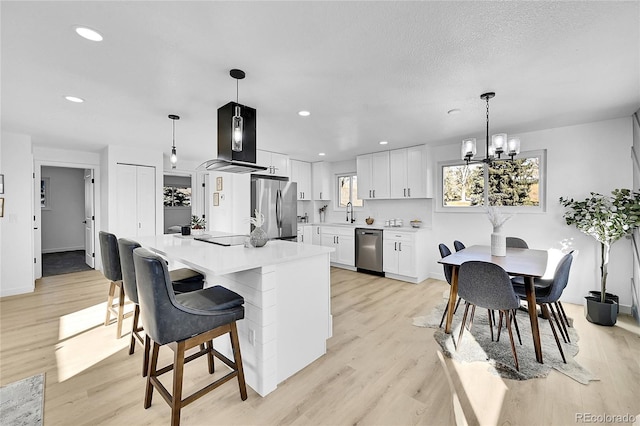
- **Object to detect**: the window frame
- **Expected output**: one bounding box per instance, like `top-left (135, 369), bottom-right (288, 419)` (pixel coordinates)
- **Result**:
top-left (334, 172), bottom-right (364, 211)
top-left (436, 149), bottom-right (547, 213)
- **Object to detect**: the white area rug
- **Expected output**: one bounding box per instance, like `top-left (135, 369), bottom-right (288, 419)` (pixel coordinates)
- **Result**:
top-left (0, 373), bottom-right (44, 426)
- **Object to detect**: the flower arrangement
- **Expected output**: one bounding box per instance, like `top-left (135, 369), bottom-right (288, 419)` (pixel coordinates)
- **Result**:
top-left (248, 209), bottom-right (265, 228)
top-left (486, 205), bottom-right (512, 232)
top-left (560, 189), bottom-right (640, 303)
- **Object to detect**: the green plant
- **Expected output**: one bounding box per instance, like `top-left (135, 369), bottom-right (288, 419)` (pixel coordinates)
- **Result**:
top-left (190, 215), bottom-right (206, 229)
top-left (559, 189), bottom-right (640, 303)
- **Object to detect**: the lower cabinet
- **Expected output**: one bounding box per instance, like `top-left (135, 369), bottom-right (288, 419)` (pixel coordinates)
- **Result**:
top-left (320, 226), bottom-right (355, 268)
top-left (383, 229), bottom-right (428, 283)
top-left (311, 225), bottom-right (322, 245)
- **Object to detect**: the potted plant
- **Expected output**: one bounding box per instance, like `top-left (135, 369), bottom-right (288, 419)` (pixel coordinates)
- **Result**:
top-left (190, 215), bottom-right (206, 236)
top-left (559, 189), bottom-right (640, 326)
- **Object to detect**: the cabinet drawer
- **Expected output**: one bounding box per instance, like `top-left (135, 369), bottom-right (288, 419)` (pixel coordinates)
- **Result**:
top-left (383, 231), bottom-right (413, 243)
top-left (322, 226), bottom-right (354, 237)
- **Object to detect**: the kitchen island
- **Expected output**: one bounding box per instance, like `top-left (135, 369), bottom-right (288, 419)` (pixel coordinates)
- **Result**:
top-left (136, 234), bottom-right (334, 397)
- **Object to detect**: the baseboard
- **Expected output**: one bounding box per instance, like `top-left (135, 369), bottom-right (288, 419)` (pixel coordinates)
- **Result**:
top-left (0, 285), bottom-right (35, 298)
top-left (42, 246), bottom-right (84, 254)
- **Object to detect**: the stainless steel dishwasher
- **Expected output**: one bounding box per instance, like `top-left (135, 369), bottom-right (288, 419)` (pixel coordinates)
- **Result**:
top-left (355, 228), bottom-right (383, 275)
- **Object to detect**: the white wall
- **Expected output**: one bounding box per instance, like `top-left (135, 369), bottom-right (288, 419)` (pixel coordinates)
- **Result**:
top-left (430, 117), bottom-right (634, 308)
top-left (207, 171), bottom-right (251, 234)
top-left (41, 166), bottom-right (85, 253)
top-left (0, 132), bottom-right (35, 297)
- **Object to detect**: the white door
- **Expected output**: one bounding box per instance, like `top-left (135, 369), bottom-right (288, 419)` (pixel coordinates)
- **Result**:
top-left (116, 164), bottom-right (138, 238)
top-left (383, 239), bottom-right (398, 274)
top-left (33, 165), bottom-right (42, 279)
top-left (84, 169), bottom-right (95, 268)
top-left (136, 166), bottom-right (156, 236)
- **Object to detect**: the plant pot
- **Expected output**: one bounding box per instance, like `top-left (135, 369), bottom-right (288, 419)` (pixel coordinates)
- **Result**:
top-left (584, 296), bottom-right (618, 326)
top-left (249, 226), bottom-right (268, 248)
top-left (588, 291), bottom-right (619, 313)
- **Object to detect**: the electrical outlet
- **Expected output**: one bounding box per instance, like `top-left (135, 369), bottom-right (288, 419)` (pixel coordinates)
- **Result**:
top-left (248, 329), bottom-right (255, 346)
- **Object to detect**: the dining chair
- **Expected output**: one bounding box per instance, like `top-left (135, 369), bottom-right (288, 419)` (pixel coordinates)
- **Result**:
top-left (133, 247), bottom-right (247, 426)
top-left (456, 261), bottom-right (521, 371)
top-left (512, 252), bottom-right (574, 362)
top-left (506, 237), bottom-right (529, 249)
top-left (453, 240), bottom-right (466, 252)
top-left (438, 243), bottom-right (461, 328)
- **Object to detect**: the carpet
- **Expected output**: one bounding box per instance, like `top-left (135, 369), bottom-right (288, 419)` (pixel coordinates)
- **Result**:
top-left (413, 302), bottom-right (598, 384)
top-left (0, 373), bottom-right (45, 426)
top-left (43, 250), bottom-right (92, 276)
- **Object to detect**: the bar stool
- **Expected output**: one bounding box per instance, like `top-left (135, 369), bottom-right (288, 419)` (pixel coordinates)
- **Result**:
top-left (99, 231), bottom-right (132, 338)
top-left (133, 247), bottom-right (247, 426)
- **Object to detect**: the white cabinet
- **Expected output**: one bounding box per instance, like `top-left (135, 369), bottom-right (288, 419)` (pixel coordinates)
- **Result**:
top-left (389, 145), bottom-right (432, 199)
top-left (356, 151), bottom-right (390, 199)
top-left (297, 225), bottom-right (313, 244)
top-left (320, 226), bottom-right (355, 267)
top-left (312, 225), bottom-right (322, 245)
top-left (116, 164), bottom-right (156, 238)
top-left (383, 229), bottom-right (429, 283)
top-left (290, 160), bottom-right (312, 200)
top-left (312, 161), bottom-right (331, 201)
top-left (257, 150), bottom-right (290, 178)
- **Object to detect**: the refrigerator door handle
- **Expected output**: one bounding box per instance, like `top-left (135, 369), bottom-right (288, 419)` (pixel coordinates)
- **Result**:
top-left (276, 189), bottom-right (283, 231)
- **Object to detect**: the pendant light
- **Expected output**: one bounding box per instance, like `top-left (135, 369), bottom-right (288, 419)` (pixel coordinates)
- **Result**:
top-left (230, 69), bottom-right (246, 152)
top-left (461, 92), bottom-right (521, 164)
top-left (168, 114), bottom-right (180, 169)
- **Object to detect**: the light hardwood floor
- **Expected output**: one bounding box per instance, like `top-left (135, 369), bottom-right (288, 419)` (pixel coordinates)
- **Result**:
top-left (1, 268), bottom-right (639, 425)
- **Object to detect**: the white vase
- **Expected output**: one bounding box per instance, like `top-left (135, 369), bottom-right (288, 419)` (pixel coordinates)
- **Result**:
top-left (491, 225), bottom-right (506, 256)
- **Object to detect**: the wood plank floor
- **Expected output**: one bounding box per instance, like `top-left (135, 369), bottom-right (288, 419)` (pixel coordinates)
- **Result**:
top-left (1, 268), bottom-right (639, 425)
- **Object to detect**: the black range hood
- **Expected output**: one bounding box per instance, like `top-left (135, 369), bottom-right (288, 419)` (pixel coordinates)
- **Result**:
top-left (199, 101), bottom-right (267, 174)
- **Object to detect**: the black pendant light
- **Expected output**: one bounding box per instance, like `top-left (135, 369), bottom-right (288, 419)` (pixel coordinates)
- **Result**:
top-left (230, 69), bottom-right (245, 152)
top-left (169, 114), bottom-right (180, 169)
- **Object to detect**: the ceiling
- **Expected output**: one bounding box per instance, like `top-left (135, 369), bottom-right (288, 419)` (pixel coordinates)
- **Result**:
top-left (2, 1), bottom-right (639, 164)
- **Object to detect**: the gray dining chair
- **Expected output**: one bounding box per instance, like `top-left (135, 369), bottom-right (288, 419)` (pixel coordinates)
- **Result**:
top-left (456, 261), bottom-right (521, 371)
top-left (438, 243), bottom-right (462, 328)
top-left (506, 237), bottom-right (529, 249)
top-left (453, 240), bottom-right (466, 252)
top-left (512, 252), bottom-right (574, 362)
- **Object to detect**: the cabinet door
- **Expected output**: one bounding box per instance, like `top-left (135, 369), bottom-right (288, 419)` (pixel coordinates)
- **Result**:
top-left (312, 162), bottom-right (331, 200)
top-left (389, 149), bottom-right (408, 198)
top-left (291, 160), bottom-right (312, 200)
top-left (371, 151), bottom-right (390, 199)
top-left (406, 145), bottom-right (427, 198)
top-left (271, 152), bottom-right (290, 178)
top-left (356, 154), bottom-right (372, 199)
top-left (383, 239), bottom-right (399, 274)
top-left (303, 225), bottom-right (313, 245)
top-left (256, 150), bottom-right (271, 172)
top-left (336, 234), bottom-right (355, 267)
top-left (136, 166), bottom-right (156, 237)
top-left (397, 241), bottom-right (416, 278)
top-left (320, 234), bottom-right (337, 262)
top-left (312, 225), bottom-right (322, 245)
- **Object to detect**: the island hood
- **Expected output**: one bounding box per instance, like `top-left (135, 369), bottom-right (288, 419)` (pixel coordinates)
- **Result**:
top-left (199, 101), bottom-right (267, 174)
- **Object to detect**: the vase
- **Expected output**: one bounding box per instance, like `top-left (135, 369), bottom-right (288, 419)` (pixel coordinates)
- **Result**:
top-left (491, 225), bottom-right (506, 256)
top-left (249, 226), bottom-right (268, 248)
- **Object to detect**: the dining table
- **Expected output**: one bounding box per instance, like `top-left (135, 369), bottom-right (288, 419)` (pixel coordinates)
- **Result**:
top-left (438, 245), bottom-right (548, 363)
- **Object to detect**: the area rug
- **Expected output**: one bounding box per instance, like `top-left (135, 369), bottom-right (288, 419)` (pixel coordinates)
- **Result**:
top-left (414, 302), bottom-right (598, 384)
top-left (43, 250), bottom-right (92, 276)
top-left (0, 373), bottom-right (45, 426)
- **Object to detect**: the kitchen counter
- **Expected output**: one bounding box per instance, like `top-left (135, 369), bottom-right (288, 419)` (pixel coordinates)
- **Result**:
top-left (304, 222), bottom-right (429, 232)
top-left (136, 234), bottom-right (334, 397)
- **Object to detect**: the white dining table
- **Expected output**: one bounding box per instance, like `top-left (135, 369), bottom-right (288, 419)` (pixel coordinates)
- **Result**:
top-left (438, 245), bottom-right (548, 363)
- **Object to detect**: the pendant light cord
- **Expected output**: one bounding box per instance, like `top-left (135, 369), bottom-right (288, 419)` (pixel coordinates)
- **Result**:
top-left (485, 96), bottom-right (490, 156)
top-left (236, 78), bottom-right (239, 104)
top-left (172, 119), bottom-right (176, 149)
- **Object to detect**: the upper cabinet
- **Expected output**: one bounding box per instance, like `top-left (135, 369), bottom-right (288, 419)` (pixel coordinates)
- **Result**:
top-left (257, 150), bottom-right (290, 178)
top-left (290, 160), bottom-right (312, 200)
top-left (312, 161), bottom-right (331, 201)
top-left (356, 151), bottom-right (390, 199)
top-left (389, 145), bottom-right (432, 199)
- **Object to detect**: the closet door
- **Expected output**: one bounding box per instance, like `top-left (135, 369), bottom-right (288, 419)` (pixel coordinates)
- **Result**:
top-left (136, 166), bottom-right (156, 236)
top-left (116, 164), bottom-right (138, 238)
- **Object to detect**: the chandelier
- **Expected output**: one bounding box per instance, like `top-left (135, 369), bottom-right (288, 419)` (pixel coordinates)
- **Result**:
top-left (461, 92), bottom-right (521, 164)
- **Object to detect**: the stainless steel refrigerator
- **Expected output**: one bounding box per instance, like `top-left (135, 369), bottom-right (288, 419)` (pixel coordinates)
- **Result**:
top-left (250, 175), bottom-right (297, 241)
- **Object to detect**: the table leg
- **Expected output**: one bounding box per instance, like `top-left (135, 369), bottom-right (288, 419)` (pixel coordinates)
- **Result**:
top-left (445, 266), bottom-right (459, 334)
top-left (525, 275), bottom-right (543, 363)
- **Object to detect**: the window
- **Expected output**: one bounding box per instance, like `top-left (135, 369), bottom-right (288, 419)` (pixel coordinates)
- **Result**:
top-left (438, 150), bottom-right (546, 212)
top-left (163, 186), bottom-right (191, 207)
top-left (337, 174), bottom-right (363, 208)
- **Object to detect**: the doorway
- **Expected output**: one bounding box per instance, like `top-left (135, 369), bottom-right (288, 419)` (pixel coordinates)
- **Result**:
top-left (35, 165), bottom-right (96, 278)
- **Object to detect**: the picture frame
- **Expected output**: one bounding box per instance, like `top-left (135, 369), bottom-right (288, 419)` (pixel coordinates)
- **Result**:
top-left (216, 176), bottom-right (223, 191)
top-left (213, 192), bottom-right (220, 206)
top-left (41, 177), bottom-right (51, 210)
top-left (0, 197), bottom-right (4, 217)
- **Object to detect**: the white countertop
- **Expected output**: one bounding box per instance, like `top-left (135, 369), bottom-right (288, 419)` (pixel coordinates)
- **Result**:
top-left (299, 222), bottom-right (428, 233)
top-left (136, 234), bottom-right (334, 276)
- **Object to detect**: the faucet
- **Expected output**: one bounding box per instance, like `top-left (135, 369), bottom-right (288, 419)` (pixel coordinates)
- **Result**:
top-left (346, 202), bottom-right (355, 223)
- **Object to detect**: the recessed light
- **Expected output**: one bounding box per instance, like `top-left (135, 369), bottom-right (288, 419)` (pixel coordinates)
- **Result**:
top-left (447, 108), bottom-right (461, 115)
top-left (64, 96), bottom-right (84, 103)
top-left (379, 141), bottom-right (388, 145)
top-left (75, 26), bottom-right (103, 42)
top-left (318, 153), bottom-right (326, 156)
top-left (298, 110), bottom-right (310, 117)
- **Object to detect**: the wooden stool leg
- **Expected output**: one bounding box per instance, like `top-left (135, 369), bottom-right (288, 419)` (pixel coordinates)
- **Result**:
top-left (206, 340), bottom-right (215, 374)
top-left (439, 302), bottom-right (450, 328)
top-left (129, 305), bottom-right (140, 355)
top-left (116, 284), bottom-right (126, 339)
top-left (145, 341), bottom-right (160, 408)
top-left (548, 303), bottom-right (568, 343)
top-left (104, 281), bottom-right (116, 326)
top-left (511, 309), bottom-right (522, 345)
top-left (229, 322), bottom-right (248, 400)
top-left (171, 341), bottom-right (186, 426)
top-left (143, 335), bottom-right (150, 378)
